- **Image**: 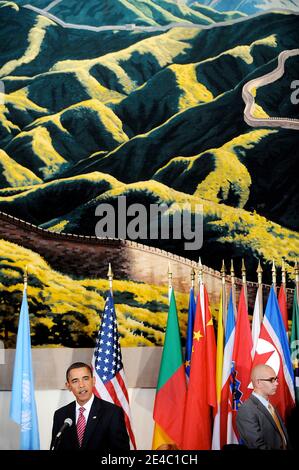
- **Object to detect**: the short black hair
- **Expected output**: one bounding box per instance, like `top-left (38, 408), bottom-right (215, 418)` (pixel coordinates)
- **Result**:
top-left (66, 362), bottom-right (93, 381)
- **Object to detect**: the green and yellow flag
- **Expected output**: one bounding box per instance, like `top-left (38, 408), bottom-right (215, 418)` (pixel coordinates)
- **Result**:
top-left (152, 288), bottom-right (186, 449)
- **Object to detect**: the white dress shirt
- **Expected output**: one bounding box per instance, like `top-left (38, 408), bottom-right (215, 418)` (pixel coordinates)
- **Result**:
top-left (75, 394), bottom-right (94, 424)
top-left (252, 391), bottom-right (269, 410)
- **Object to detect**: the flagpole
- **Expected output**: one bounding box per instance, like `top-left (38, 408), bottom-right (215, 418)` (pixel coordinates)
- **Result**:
top-left (198, 257), bottom-right (203, 286)
top-left (281, 258), bottom-right (288, 332)
top-left (168, 262), bottom-right (172, 302)
top-left (272, 259), bottom-right (277, 294)
top-left (198, 257), bottom-right (205, 332)
top-left (230, 259), bottom-right (237, 319)
top-left (257, 260), bottom-right (263, 324)
top-left (221, 260), bottom-right (227, 332)
top-left (281, 258), bottom-right (286, 287)
top-left (108, 263), bottom-right (113, 294)
top-left (241, 258), bottom-right (248, 310)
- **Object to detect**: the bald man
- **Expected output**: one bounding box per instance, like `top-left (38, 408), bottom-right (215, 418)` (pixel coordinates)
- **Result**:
top-left (236, 364), bottom-right (290, 450)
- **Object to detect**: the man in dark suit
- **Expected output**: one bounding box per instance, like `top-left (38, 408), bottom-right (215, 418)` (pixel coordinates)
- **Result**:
top-left (50, 362), bottom-right (130, 451)
top-left (236, 364), bottom-right (290, 450)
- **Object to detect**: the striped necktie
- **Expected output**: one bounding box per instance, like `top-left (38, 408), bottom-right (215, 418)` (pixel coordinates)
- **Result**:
top-left (267, 402), bottom-right (287, 449)
top-left (77, 406), bottom-right (86, 447)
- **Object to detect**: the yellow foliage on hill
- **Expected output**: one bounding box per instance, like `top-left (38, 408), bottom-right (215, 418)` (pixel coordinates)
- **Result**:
top-left (0, 238), bottom-right (189, 347)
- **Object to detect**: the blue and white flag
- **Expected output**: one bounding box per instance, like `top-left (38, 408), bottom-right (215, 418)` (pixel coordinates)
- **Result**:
top-left (185, 287), bottom-right (196, 380)
top-left (10, 286), bottom-right (40, 450)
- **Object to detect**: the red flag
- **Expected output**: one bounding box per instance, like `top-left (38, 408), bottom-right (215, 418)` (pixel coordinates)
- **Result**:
top-left (203, 286), bottom-right (217, 412)
top-left (230, 286), bottom-right (253, 441)
top-left (278, 285), bottom-right (288, 333)
top-left (252, 288), bottom-right (295, 421)
top-left (182, 295), bottom-right (211, 449)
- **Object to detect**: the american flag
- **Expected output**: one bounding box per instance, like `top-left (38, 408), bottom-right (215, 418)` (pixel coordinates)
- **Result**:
top-left (91, 292), bottom-right (137, 449)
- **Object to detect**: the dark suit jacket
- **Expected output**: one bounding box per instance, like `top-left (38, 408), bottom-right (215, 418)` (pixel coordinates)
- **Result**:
top-left (50, 396), bottom-right (130, 451)
top-left (236, 395), bottom-right (290, 450)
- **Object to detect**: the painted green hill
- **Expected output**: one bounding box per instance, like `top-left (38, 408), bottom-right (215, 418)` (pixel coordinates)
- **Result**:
top-left (0, 86), bottom-right (48, 146)
top-left (32, 0), bottom-right (234, 27)
top-left (3, 99), bottom-right (128, 180)
top-left (0, 172), bottom-right (123, 225)
top-left (112, 34), bottom-right (281, 135)
top-left (37, 180), bottom-right (299, 280)
top-left (14, 0), bottom-right (245, 26)
top-left (82, 86), bottom-right (247, 184)
top-left (0, 149), bottom-right (42, 187)
top-left (190, 2), bottom-right (245, 21)
top-left (2, 6), bottom-right (297, 125)
top-left (1, 3), bottom-right (298, 281)
top-left (0, 2), bottom-right (159, 79)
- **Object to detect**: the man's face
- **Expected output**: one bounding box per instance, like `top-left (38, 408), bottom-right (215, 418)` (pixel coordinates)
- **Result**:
top-left (66, 367), bottom-right (95, 405)
top-left (256, 368), bottom-right (279, 398)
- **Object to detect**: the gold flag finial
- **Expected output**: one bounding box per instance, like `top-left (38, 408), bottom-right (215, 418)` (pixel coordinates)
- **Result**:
top-left (221, 260), bottom-right (226, 285)
top-left (108, 263), bottom-right (113, 279)
top-left (272, 259), bottom-right (276, 288)
top-left (108, 263), bottom-right (113, 292)
top-left (230, 259), bottom-right (235, 285)
top-left (191, 267), bottom-right (195, 288)
top-left (241, 258), bottom-right (248, 308)
top-left (281, 258), bottom-right (286, 286)
top-left (198, 256), bottom-right (203, 285)
top-left (241, 258), bottom-right (246, 286)
top-left (257, 259), bottom-right (263, 285)
top-left (168, 261), bottom-right (172, 291)
top-left (24, 265), bottom-right (28, 289)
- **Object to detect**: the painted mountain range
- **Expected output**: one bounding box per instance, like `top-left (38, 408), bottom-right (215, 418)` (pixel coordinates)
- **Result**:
top-left (0, 0), bottom-right (299, 284)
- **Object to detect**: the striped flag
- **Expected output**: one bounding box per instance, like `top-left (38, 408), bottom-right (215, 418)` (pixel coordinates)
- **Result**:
top-left (251, 285), bottom-right (263, 358)
top-left (230, 286), bottom-right (253, 441)
top-left (211, 291), bottom-right (224, 449)
top-left (91, 292), bottom-right (136, 449)
top-left (219, 290), bottom-right (236, 448)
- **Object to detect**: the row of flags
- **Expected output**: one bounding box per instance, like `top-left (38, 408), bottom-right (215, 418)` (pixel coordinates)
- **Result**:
top-left (152, 277), bottom-right (299, 450)
top-left (8, 265), bottom-right (299, 450)
top-left (9, 271), bottom-right (136, 450)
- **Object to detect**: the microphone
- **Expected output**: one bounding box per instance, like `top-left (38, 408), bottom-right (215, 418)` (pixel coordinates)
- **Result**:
top-left (51, 418), bottom-right (73, 450)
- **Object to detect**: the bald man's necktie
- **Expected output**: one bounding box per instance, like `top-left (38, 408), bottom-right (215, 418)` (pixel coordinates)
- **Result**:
top-left (268, 403), bottom-right (287, 449)
top-left (77, 406), bottom-right (86, 447)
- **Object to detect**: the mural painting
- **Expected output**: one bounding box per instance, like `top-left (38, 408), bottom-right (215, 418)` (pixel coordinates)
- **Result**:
top-left (0, 0), bottom-right (298, 348)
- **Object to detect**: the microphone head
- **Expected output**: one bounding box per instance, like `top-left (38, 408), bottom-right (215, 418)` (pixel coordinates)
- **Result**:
top-left (64, 418), bottom-right (73, 427)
